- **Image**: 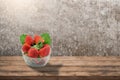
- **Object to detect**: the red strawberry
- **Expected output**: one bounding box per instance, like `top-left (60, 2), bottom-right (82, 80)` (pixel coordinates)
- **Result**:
top-left (22, 43), bottom-right (31, 53)
top-left (28, 48), bottom-right (39, 58)
top-left (25, 35), bottom-right (34, 45)
top-left (34, 35), bottom-right (44, 44)
top-left (39, 44), bottom-right (50, 57)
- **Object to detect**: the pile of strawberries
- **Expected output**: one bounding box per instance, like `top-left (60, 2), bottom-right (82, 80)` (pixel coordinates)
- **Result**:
top-left (20, 33), bottom-right (51, 58)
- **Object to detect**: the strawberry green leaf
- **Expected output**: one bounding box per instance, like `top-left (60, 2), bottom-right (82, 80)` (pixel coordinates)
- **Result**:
top-left (33, 42), bottom-right (43, 50)
top-left (38, 42), bottom-right (43, 48)
top-left (41, 33), bottom-right (51, 45)
top-left (20, 34), bottom-right (27, 45)
top-left (33, 45), bottom-right (39, 50)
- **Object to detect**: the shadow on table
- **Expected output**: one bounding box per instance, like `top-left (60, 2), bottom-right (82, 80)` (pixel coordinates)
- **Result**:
top-left (29, 63), bottom-right (63, 76)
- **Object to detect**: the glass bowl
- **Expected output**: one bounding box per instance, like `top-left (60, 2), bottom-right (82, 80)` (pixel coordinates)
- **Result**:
top-left (21, 49), bottom-right (51, 67)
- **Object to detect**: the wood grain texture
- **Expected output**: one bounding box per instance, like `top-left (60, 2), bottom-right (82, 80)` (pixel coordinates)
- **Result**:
top-left (0, 56), bottom-right (120, 80)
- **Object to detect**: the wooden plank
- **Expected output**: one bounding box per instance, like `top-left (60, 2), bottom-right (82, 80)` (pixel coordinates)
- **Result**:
top-left (0, 66), bottom-right (120, 72)
top-left (0, 56), bottom-right (120, 61)
top-left (0, 76), bottom-right (58, 80)
top-left (0, 71), bottom-right (120, 76)
top-left (58, 76), bottom-right (120, 80)
top-left (0, 76), bottom-right (120, 80)
top-left (1, 65), bottom-right (120, 71)
top-left (0, 59), bottom-right (120, 66)
top-left (0, 56), bottom-right (120, 78)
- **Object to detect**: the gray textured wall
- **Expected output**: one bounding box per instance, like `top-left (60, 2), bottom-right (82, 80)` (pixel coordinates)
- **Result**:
top-left (0, 0), bottom-right (120, 56)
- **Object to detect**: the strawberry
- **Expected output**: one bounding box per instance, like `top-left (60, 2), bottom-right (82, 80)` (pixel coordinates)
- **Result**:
top-left (28, 48), bottom-right (39, 58)
top-left (39, 44), bottom-right (50, 57)
top-left (34, 35), bottom-right (44, 44)
top-left (22, 43), bottom-right (31, 53)
top-left (25, 35), bottom-right (34, 45)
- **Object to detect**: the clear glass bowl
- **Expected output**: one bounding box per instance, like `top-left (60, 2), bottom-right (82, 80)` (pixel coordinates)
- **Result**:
top-left (21, 49), bottom-right (51, 67)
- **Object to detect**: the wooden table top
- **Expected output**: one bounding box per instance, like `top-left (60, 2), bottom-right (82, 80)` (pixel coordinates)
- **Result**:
top-left (0, 56), bottom-right (120, 80)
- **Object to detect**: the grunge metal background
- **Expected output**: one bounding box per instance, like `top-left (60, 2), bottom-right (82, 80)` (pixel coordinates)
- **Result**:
top-left (0, 0), bottom-right (120, 56)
